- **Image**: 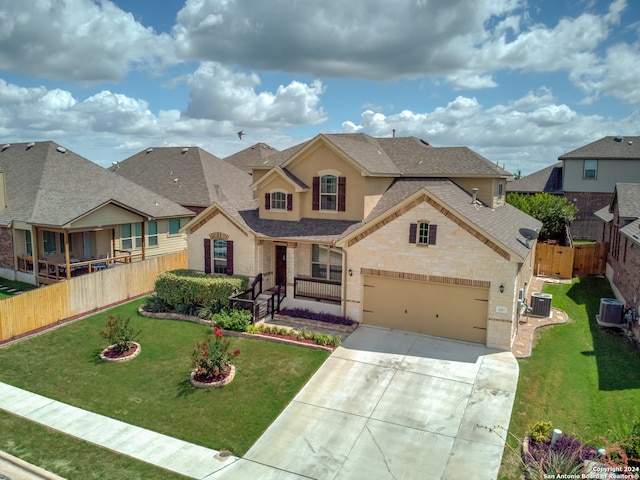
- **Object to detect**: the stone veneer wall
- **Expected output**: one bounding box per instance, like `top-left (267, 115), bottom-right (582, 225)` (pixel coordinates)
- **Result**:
top-left (0, 227), bottom-right (14, 270)
top-left (343, 199), bottom-right (521, 350)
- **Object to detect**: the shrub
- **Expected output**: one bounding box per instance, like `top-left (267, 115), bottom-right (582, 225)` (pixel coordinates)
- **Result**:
top-left (212, 308), bottom-right (253, 332)
top-left (528, 420), bottom-right (553, 443)
top-left (249, 324), bottom-right (341, 347)
top-left (525, 433), bottom-right (599, 478)
top-left (100, 315), bottom-right (141, 353)
top-left (191, 327), bottom-right (240, 381)
top-left (278, 308), bottom-right (354, 326)
top-left (154, 270), bottom-right (248, 309)
top-left (142, 295), bottom-right (172, 313)
top-left (175, 302), bottom-right (199, 317)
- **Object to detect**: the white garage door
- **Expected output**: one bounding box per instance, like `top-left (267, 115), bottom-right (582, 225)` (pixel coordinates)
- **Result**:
top-left (362, 275), bottom-right (489, 344)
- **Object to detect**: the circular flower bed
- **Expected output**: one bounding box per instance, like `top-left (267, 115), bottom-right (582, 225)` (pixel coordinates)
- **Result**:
top-left (100, 342), bottom-right (141, 363)
top-left (190, 364), bottom-right (236, 389)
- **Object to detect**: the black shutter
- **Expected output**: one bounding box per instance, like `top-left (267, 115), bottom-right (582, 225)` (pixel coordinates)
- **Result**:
top-left (287, 193), bottom-right (293, 211)
top-left (204, 238), bottom-right (211, 274)
top-left (226, 240), bottom-right (234, 275)
top-left (338, 176), bottom-right (346, 211)
top-left (265, 193), bottom-right (271, 210)
top-left (409, 223), bottom-right (417, 244)
top-left (312, 176), bottom-right (320, 210)
top-left (428, 224), bottom-right (437, 245)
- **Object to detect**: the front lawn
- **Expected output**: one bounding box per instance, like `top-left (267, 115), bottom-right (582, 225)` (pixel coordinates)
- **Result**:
top-left (0, 299), bottom-right (330, 467)
top-left (0, 278), bottom-right (38, 299)
top-left (499, 276), bottom-right (640, 478)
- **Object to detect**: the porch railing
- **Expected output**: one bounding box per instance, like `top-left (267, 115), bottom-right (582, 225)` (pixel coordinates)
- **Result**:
top-left (228, 274), bottom-right (285, 322)
top-left (294, 276), bottom-right (341, 303)
top-left (29, 250), bottom-right (143, 283)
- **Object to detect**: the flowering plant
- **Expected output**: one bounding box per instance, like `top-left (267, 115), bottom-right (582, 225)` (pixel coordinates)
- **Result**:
top-left (191, 327), bottom-right (240, 381)
top-left (100, 315), bottom-right (141, 353)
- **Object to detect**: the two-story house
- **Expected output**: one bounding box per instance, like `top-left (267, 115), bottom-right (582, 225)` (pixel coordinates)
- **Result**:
top-left (0, 141), bottom-right (194, 285)
top-left (559, 136), bottom-right (640, 240)
top-left (182, 133), bottom-right (541, 350)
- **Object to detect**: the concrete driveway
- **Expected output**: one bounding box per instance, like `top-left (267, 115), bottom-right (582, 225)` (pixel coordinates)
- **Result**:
top-left (211, 326), bottom-right (519, 480)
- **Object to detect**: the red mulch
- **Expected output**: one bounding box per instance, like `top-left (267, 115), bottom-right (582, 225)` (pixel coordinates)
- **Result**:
top-left (102, 343), bottom-right (138, 359)
top-left (260, 332), bottom-right (319, 346)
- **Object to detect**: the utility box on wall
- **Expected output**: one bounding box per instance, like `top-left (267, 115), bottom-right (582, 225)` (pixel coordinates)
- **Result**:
top-left (531, 292), bottom-right (553, 317)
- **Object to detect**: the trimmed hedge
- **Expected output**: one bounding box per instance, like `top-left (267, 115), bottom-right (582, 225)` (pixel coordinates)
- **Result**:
top-left (154, 270), bottom-right (249, 309)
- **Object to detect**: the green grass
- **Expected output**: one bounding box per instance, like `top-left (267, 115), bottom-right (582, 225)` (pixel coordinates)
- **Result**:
top-left (0, 278), bottom-right (38, 299)
top-left (0, 411), bottom-right (188, 480)
top-left (499, 276), bottom-right (640, 478)
top-left (0, 299), bottom-right (330, 478)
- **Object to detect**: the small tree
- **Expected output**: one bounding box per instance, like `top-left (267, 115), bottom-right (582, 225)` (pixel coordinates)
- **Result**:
top-left (507, 192), bottom-right (578, 242)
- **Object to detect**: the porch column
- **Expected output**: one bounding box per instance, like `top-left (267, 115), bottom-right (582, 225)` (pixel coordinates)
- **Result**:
top-left (63, 228), bottom-right (71, 280)
top-left (286, 242), bottom-right (297, 298)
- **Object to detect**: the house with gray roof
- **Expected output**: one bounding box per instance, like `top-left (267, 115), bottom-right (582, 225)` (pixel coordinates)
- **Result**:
top-left (224, 142), bottom-right (279, 173)
top-left (506, 162), bottom-right (563, 195)
top-left (112, 146), bottom-right (253, 214)
top-left (595, 183), bottom-right (640, 334)
top-left (182, 133), bottom-right (540, 350)
top-left (0, 141), bottom-right (194, 285)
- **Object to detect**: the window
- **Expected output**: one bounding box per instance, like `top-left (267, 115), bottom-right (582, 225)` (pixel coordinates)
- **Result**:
top-left (312, 245), bottom-right (342, 281)
top-left (168, 218), bottom-right (181, 235)
top-left (213, 239), bottom-right (227, 274)
top-left (271, 191), bottom-right (287, 210)
top-left (147, 221), bottom-right (158, 247)
top-left (25, 230), bottom-right (32, 256)
top-left (584, 159), bottom-right (597, 179)
top-left (43, 231), bottom-right (56, 255)
top-left (320, 175), bottom-right (338, 210)
top-left (498, 182), bottom-right (504, 200)
top-left (409, 222), bottom-right (437, 245)
top-left (121, 223), bottom-right (142, 250)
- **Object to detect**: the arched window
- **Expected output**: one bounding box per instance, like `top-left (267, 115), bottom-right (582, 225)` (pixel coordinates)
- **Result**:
top-left (320, 175), bottom-right (337, 210)
top-left (271, 191), bottom-right (287, 210)
top-left (213, 239), bottom-right (227, 274)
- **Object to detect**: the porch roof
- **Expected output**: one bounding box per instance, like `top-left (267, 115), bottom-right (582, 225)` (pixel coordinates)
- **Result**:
top-left (219, 200), bottom-right (359, 243)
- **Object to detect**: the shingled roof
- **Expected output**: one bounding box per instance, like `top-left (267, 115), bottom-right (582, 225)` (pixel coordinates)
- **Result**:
top-left (559, 136), bottom-right (640, 159)
top-left (506, 162), bottom-right (563, 194)
top-left (113, 147), bottom-right (252, 209)
top-left (340, 178), bottom-right (541, 261)
top-left (240, 133), bottom-right (511, 178)
top-left (0, 141), bottom-right (193, 228)
top-left (224, 143), bottom-right (279, 172)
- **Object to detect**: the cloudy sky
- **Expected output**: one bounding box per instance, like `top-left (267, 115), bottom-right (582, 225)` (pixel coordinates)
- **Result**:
top-left (0, 0), bottom-right (639, 174)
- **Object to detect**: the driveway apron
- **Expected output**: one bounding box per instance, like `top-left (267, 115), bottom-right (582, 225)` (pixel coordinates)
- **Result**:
top-left (212, 326), bottom-right (519, 480)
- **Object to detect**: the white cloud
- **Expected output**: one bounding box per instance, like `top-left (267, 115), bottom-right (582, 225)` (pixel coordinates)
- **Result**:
top-left (340, 90), bottom-right (632, 175)
top-left (0, 0), bottom-right (175, 81)
top-left (183, 62), bottom-right (326, 127)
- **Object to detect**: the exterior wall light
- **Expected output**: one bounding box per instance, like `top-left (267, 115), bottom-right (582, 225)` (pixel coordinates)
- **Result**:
top-left (348, 269), bottom-right (353, 276)
top-left (499, 284), bottom-right (504, 293)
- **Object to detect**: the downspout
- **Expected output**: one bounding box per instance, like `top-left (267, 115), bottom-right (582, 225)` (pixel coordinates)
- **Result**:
top-left (340, 246), bottom-right (348, 317)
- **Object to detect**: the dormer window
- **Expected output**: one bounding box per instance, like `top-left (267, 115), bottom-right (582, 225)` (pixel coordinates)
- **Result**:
top-left (265, 190), bottom-right (292, 211)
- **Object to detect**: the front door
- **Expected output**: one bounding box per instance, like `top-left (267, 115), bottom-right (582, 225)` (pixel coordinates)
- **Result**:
top-left (275, 245), bottom-right (287, 287)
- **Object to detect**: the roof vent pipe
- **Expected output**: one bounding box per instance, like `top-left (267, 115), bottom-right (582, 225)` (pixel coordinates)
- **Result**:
top-left (472, 187), bottom-right (478, 204)
top-left (392, 129), bottom-right (396, 138)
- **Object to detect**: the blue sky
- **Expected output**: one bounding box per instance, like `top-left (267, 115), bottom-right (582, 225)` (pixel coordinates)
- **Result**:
top-left (0, 0), bottom-right (639, 175)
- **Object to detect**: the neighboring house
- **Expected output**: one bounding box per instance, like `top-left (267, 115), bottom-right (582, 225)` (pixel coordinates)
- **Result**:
top-left (595, 183), bottom-right (640, 326)
top-left (506, 162), bottom-right (563, 195)
top-left (182, 133), bottom-right (541, 350)
top-left (559, 136), bottom-right (640, 240)
top-left (112, 146), bottom-right (253, 214)
top-left (0, 141), bottom-right (194, 285)
top-left (224, 142), bottom-right (279, 174)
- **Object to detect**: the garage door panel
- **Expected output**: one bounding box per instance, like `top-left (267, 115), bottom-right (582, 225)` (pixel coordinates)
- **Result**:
top-left (363, 275), bottom-right (488, 344)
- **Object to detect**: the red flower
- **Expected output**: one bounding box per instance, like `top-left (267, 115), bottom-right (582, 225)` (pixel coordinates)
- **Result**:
top-left (234, 349), bottom-right (241, 355)
top-left (214, 327), bottom-right (222, 337)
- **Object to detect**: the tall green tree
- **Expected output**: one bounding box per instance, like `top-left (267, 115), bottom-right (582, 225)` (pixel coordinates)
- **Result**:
top-left (507, 192), bottom-right (578, 241)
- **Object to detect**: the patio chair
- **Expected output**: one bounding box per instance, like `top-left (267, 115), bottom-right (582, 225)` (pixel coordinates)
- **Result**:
top-left (93, 254), bottom-right (108, 270)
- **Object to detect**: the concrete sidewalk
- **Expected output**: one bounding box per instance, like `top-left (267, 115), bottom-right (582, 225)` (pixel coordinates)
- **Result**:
top-left (0, 382), bottom-right (239, 479)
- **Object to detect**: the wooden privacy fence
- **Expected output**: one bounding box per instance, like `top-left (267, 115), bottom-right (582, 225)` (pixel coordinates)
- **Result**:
top-left (0, 251), bottom-right (188, 342)
top-left (535, 243), bottom-right (607, 279)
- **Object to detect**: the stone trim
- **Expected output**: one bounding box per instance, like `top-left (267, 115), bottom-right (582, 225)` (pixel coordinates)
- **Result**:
top-left (187, 210), bottom-right (219, 234)
top-left (361, 268), bottom-right (491, 289)
top-left (209, 232), bottom-right (229, 240)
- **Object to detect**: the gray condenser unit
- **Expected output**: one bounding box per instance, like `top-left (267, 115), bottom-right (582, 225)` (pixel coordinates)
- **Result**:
top-left (531, 292), bottom-right (553, 317)
top-left (598, 298), bottom-right (624, 325)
